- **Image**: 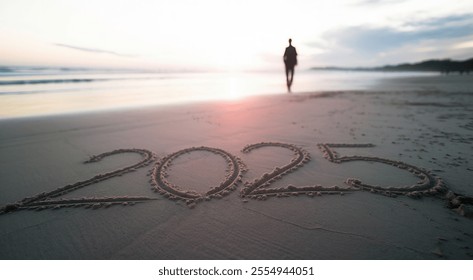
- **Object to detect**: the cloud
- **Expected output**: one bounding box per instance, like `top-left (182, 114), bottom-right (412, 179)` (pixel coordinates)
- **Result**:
top-left (309, 14), bottom-right (473, 66)
top-left (352, 0), bottom-right (403, 6)
top-left (331, 14), bottom-right (473, 52)
top-left (54, 43), bottom-right (136, 58)
top-left (407, 13), bottom-right (472, 28)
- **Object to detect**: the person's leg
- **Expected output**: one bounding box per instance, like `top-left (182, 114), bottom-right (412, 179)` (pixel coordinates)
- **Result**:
top-left (288, 67), bottom-right (294, 88)
top-left (285, 66), bottom-right (290, 85)
top-left (285, 66), bottom-right (291, 91)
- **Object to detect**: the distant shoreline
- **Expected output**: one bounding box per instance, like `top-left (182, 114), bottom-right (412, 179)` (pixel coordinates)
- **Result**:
top-left (312, 57), bottom-right (473, 74)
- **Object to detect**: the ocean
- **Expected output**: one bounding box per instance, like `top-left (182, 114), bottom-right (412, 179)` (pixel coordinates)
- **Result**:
top-left (0, 67), bottom-right (438, 119)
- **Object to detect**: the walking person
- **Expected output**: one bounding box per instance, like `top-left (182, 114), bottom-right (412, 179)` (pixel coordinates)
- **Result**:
top-left (283, 38), bottom-right (298, 92)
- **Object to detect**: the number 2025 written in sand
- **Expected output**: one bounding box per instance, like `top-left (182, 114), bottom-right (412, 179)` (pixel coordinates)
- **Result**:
top-left (0, 142), bottom-right (452, 214)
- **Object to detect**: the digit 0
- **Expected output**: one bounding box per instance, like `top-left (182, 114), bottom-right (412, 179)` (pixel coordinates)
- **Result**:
top-left (149, 146), bottom-right (246, 208)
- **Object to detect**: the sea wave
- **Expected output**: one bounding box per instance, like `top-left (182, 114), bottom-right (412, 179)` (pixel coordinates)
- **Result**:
top-left (0, 78), bottom-right (102, 86)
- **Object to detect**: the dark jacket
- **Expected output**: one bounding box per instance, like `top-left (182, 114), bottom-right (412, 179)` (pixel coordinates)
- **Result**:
top-left (284, 46), bottom-right (298, 67)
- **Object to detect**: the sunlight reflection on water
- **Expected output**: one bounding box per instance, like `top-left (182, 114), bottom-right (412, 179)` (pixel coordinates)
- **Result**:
top-left (0, 70), bottom-right (438, 118)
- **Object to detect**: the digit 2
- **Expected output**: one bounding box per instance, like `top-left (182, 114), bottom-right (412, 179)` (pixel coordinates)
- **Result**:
top-left (0, 149), bottom-right (157, 214)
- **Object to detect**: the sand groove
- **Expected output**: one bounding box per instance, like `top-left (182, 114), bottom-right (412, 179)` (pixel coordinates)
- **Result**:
top-left (240, 142), bottom-right (354, 200)
top-left (0, 148), bottom-right (157, 214)
top-left (150, 146), bottom-right (246, 208)
top-left (2, 144), bottom-right (471, 216)
top-left (317, 143), bottom-right (447, 197)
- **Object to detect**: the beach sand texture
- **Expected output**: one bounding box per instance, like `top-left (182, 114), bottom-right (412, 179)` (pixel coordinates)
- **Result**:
top-left (0, 75), bottom-right (472, 259)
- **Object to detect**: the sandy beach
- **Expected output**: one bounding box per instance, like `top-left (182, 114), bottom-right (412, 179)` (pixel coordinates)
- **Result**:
top-left (0, 74), bottom-right (472, 259)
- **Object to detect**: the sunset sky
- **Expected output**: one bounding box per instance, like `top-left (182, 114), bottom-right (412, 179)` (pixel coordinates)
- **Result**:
top-left (1, 0), bottom-right (472, 71)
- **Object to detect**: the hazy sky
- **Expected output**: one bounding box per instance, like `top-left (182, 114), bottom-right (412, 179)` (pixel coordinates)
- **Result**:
top-left (1, 0), bottom-right (472, 70)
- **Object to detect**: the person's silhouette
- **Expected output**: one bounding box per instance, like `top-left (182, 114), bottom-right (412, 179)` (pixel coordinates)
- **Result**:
top-left (283, 38), bottom-right (298, 92)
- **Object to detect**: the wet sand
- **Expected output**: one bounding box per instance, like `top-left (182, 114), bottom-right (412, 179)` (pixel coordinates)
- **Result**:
top-left (0, 75), bottom-right (472, 259)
